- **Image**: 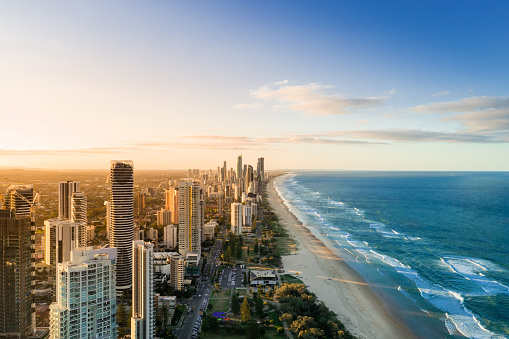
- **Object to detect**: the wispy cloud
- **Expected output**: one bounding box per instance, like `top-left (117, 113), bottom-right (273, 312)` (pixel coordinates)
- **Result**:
top-left (412, 96), bottom-right (509, 134)
top-left (431, 90), bottom-right (452, 97)
top-left (247, 81), bottom-right (388, 116)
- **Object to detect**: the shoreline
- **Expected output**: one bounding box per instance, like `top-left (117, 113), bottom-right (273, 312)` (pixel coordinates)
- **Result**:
top-left (267, 176), bottom-right (445, 339)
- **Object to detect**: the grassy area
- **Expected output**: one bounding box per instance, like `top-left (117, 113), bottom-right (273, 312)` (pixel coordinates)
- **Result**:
top-left (210, 288), bottom-right (231, 299)
top-left (209, 288), bottom-right (231, 312)
top-left (280, 274), bottom-right (304, 285)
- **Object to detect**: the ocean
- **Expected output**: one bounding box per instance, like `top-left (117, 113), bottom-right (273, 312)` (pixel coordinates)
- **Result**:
top-left (274, 171), bottom-right (509, 339)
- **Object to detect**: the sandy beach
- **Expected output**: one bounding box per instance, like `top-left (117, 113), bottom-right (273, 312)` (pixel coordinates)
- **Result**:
top-left (267, 178), bottom-right (432, 339)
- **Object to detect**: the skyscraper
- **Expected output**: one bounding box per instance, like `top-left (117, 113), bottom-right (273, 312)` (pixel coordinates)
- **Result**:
top-left (70, 192), bottom-right (88, 232)
top-left (237, 154), bottom-right (243, 181)
top-left (58, 181), bottom-right (80, 219)
top-left (178, 180), bottom-right (202, 256)
top-left (165, 187), bottom-right (179, 224)
top-left (109, 160), bottom-right (134, 292)
top-left (257, 157), bottom-right (265, 188)
top-left (169, 255), bottom-right (185, 291)
top-left (136, 193), bottom-right (146, 217)
top-left (231, 203), bottom-right (243, 236)
top-left (0, 210), bottom-right (33, 338)
top-left (131, 241), bottom-right (154, 339)
top-left (44, 218), bottom-right (86, 293)
top-left (5, 184), bottom-right (34, 217)
top-left (156, 208), bottom-right (171, 226)
top-left (49, 247), bottom-right (117, 339)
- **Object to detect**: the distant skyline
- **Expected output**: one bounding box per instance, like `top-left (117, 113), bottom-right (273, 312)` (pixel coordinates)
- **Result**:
top-left (1, 1), bottom-right (509, 170)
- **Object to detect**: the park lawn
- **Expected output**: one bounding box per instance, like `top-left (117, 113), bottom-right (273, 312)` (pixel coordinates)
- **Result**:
top-left (280, 274), bottom-right (304, 285)
top-left (211, 288), bottom-right (231, 299)
top-left (209, 288), bottom-right (231, 312)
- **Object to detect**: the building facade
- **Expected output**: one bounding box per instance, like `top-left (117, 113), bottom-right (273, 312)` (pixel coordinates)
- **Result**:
top-left (0, 210), bottom-right (33, 338)
top-left (131, 241), bottom-right (154, 339)
top-left (178, 180), bottom-right (202, 257)
top-left (163, 225), bottom-right (177, 250)
top-left (231, 203), bottom-right (243, 236)
top-left (109, 160), bottom-right (134, 291)
top-left (49, 247), bottom-right (117, 339)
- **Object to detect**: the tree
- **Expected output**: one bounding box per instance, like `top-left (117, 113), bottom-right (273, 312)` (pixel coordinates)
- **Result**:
top-left (254, 239), bottom-right (259, 254)
top-left (235, 241), bottom-right (242, 259)
top-left (255, 294), bottom-right (264, 318)
top-left (246, 320), bottom-right (261, 339)
top-left (225, 246), bottom-right (232, 264)
top-left (231, 293), bottom-right (240, 314)
top-left (241, 297), bottom-right (251, 322)
top-left (116, 303), bottom-right (129, 338)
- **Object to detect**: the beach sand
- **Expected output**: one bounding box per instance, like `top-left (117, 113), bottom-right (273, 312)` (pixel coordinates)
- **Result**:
top-left (267, 178), bottom-right (437, 339)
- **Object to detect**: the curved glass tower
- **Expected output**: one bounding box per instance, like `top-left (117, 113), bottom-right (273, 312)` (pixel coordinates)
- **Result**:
top-left (109, 160), bottom-right (134, 291)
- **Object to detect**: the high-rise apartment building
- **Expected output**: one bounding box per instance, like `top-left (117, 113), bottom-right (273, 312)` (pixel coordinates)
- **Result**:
top-left (49, 247), bottom-right (117, 339)
top-left (165, 187), bottom-right (179, 224)
top-left (58, 181), bottom-right (80, 219)
top-left (169, 255), bottom-right (185, 291)
top-left (131, 241), bottom-right (154, 339)
top-left (70, 192), bottom-right (87, 231)
top-left (109, 160), bottom-right (134, 291)
top-left (245, 165), bottom-right (253, 189)
top-left (237, 155), bottom-right (242, 181)
top-left (163, 225), bottom-right (177, 250)
top-left (231, 203), bottom-right (243, 235)
top-left (4, 184), bottom-right (34, 217)
top-left (44, 218), bottom-right (86, 291)
top-left (0, 210), bottom-right (33, 338)
top-left (137, 193), bottom-right (146, 217)
top-left (178, 180), bottom-right (202, 257)
top-left (243, 205), bottom-right (252, 227)
top-left (156, 208), bottom-right (171, 226)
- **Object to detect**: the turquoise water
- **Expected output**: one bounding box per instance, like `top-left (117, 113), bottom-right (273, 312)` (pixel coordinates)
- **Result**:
top-left (274, 171), bottom-right (509, 339)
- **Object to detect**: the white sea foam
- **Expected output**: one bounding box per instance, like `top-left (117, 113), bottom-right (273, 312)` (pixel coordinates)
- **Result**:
top-left (442, 256), bottom-right (509, 296)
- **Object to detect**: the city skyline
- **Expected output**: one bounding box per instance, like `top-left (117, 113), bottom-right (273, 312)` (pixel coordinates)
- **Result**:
top-left (1, 1), bottom-right (509, 171)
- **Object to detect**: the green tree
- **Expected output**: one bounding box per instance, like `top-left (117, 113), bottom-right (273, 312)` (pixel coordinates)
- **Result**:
top-left (254, 239), bottom-right (259, 254)
top-left (246, 320), bottom-right (261, 339)
top-left (116, 302), bottom-right (129, 338)
top-left (231, 293), bottom-right (240, 314)
top-left (255, 294), bottom-right (264, 318)
top-left (241, 297), bottom-right (251, 322)
top-left (235, 241), bottom-right (242, 259)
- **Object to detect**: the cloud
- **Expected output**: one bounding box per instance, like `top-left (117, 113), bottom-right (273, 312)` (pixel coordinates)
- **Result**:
top-left (411, 96), bottom-right (509, 134)
top-left (233, 103), bottom-right (263, 109)
top-left (320, 129), bottom-right (507, 143)
top-left (431, 90), bottom-right (452, 97)
top-left (249, 81), bottom-right (387, 116)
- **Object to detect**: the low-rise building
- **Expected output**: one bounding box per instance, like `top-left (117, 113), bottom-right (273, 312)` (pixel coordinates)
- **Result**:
top-left (250, 270), bottom-right (277, 287)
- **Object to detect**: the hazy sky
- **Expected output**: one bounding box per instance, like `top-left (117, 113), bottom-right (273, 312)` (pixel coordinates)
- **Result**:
top-left (1, 1), bottom-right (509, 170)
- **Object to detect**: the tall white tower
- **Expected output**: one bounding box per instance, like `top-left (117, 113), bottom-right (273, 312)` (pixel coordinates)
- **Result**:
top-left (109, 160), bottom-right (134, 292)
top-left (131, 241), bottom-right (155, 339)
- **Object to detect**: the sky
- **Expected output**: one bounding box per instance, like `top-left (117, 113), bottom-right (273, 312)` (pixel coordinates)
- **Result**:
top-left (1, 1), bottom-right (509, 171)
